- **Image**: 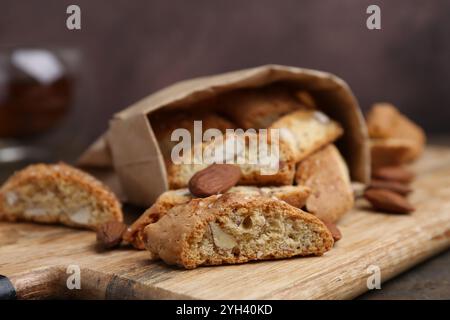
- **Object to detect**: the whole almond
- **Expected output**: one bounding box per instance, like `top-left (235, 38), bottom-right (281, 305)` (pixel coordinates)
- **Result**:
top-left (189, 164), bottom-right (241, 197)
top-left (367, 179), bottom-right (412, 196)
top-left (364, 188), bottom-right (414, 214)
top-left (372, 166), bottom-right (414, 183)
top-left (96, 221), bottom-right (127, 249)
top-left (321, 220), bottom-right (342, 242)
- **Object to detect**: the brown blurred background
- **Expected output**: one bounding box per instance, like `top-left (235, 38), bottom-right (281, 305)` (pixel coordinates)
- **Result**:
top-left (1, 0), bottom-right (449, 159)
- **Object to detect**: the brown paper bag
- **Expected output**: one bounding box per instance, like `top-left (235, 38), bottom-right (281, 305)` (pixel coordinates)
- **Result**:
top-left (79, 65), bottom-right (370, 206)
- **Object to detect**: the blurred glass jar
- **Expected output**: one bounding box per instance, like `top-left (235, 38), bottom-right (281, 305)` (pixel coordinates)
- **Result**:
top-left (0, 49), bottom-right (74, 138)
top-left (0, 48), bottom-right (77, 165)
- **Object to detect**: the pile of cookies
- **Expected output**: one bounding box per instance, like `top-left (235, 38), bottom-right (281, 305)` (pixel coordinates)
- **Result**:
top-left (0, 85), bottom-right (353, 269)
top-left (0, 85), bottom-right (426, 270)
top-left (151, 85), bottom-right (346, 190)
top-left (122, 85), bottom-right (353, 268)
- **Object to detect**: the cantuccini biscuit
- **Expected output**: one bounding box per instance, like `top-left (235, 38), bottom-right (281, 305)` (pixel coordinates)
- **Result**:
top-left (295, 144), bottom-right (354, 223)
top-left (166, 132), bottom-right (296, 189)
top-left (0, 163), bottom-right (122, 229)
top-left (367, 103), bottom-right (426, 142)
top-left (151, 111), bottom-right (239, 189)
top-left (366, 103), bottom-right (426, 169)
top-left (151, 111), bottom-right (236, 161)
top-left (270, 109), bottom-right (343, 163)
top-left (124, 185), bottom-right (311, 249)
top-left (370, 138), bottom-right (421, 169)
top-left (123, 188), bottom-right (192, 249)
top-left (144, 193), bottom-right (333, 269)
top-left (219, 85), bottom-right (305, 129)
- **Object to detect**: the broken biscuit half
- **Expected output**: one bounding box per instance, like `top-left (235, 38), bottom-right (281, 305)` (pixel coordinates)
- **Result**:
top-left (295, 144), bottom-right (354, 223)
top-left (123, 185), bottom-right (311, 250)
top-left (144, 193), bottom-right (333, 269)
top-left (0, 163), bottom-right (123, 229)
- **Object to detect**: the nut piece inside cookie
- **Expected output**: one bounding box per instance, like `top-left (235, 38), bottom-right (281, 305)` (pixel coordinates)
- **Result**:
top-left (209, 222), bottom-right (237, 250)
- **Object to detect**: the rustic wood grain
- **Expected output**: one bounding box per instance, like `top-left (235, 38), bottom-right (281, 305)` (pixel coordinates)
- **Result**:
top-left (1, 146), bottom-right (450, 300)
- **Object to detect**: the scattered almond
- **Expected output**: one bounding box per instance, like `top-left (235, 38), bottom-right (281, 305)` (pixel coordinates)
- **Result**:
top-left (364, 188), bottom-right (414, 214)
top-left (372, 166), bottom-right (414, 183)
top-left (366, 179), bottom-right (412, 196)
top-left (321, 220), bottom-right (342, 242)
top-left (96, 221), bottom-right (127, 249)
top-left (189, 164), bottom-right (241, 197)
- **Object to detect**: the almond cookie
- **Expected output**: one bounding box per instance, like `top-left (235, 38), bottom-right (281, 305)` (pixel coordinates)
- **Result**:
top-left (124, 185), bottom-right (311, 249)
top-left (295, 144), bottom-right (354, 223)
top-left (144, 193), bottom-right (333, 269)
top-left (367, 103), bottom-right (426, 142)
top-left (0, 163), bottom-right (123, 229)
top-left (366, 103), bottom-right (426, 169)
top-left (151, 110), bottom-right (236, 161)
top-left (152, 111), bottom-right (241, 189)
top-left (270, 109), bottom-right (343, 163)
top-left (370, 138), bottom-right (421, 170)
top-left (219, 85), bottom-right (305, 129)
top-left (123, 188), bottom-right (192, 249)
top-left (166, 131), bottom-right (296, 189)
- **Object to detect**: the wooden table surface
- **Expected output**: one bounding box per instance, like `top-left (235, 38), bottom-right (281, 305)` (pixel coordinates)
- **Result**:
top-left (0, 143), bottom-right (449, 299)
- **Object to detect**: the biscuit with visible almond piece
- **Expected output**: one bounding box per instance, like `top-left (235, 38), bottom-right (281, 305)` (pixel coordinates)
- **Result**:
top-left (124, 185), bottom-right (311, 249)
top-left (144, 193), bottom-right (333, 269)
top-left (0, 163), bottom-right (122, 229)
top-left (167, 131), bottom-right (296, 189)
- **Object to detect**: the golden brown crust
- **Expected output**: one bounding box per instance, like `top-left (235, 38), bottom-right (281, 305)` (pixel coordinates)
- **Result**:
top-left (124, 185), bottom-right (311, 249)
top-left (0, 163), bottom-right (123, 229)
top-left (367, 103), bottom-right (426, 142)
top-left (370, 138), bottom-right (421, 170)
top-left (270, 109), bottom-right (343, 163)
top-left (295, 144), bottom-right (354, 223)
top-left (366, 103), bottom-right (426, 168)
top-left (123, 188), bottom-right (192, 249)
top-left (219, 85), bottom-right (304, 129)
top-left (144, 193), bottom-right (333, 269)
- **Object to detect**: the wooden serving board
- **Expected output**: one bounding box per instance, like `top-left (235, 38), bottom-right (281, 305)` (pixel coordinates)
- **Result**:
top-left (1, 146), bottom-right (450, 300)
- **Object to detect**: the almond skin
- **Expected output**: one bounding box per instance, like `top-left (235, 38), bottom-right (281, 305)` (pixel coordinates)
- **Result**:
top-left (367, 179), bottom-right (412, 196)
top-left (364, 188), bottom-right (415, 214)
top-left (321, 220), bottom-right (342, 242)
top-left (96, 221), bottom-right (127, 249)
top-left (188, 164), bottom-right (241, 197)
top-left (372, 166), bottom-right (415, 183)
